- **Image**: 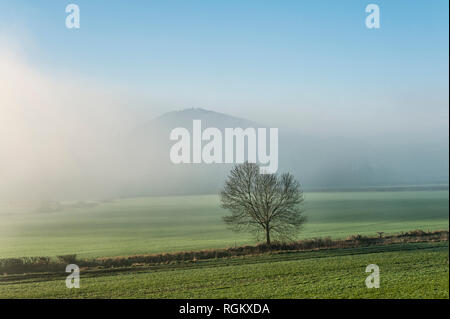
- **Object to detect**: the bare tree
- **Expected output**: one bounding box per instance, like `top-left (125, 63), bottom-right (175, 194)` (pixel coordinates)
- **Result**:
top-left (220, 162), bottom-right (306, 246)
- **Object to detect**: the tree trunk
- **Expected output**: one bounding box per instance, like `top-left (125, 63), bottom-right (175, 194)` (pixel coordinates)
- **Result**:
top-left (265, 227), bottom-right (271, 246)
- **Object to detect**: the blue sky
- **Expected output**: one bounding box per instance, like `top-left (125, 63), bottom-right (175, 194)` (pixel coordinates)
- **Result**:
top-left (0, 0), bottom-right (448, 136)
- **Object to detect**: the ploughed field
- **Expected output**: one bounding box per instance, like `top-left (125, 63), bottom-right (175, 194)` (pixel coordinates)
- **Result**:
top-left (0, 190), bottom-right (448, 259)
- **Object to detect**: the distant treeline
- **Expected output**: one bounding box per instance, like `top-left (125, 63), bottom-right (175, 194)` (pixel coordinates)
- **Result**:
top-left (305, 184), bottom-right (449, 192)
top-left (0, 229), bottom-right (448, 275)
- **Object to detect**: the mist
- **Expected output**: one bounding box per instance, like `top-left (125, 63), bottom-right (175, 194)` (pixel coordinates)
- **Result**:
top-left (0, 43), bottom-right (145, 200)
top-left (0, 41), bottom-right (448, 201)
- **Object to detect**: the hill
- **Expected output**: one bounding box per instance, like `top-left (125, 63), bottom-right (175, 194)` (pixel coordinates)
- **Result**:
top-left (116, 108), bottom-right (448, 196)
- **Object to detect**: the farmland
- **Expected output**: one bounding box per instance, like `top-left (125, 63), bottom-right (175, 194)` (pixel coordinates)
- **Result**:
top-left (0, 189), bottom-right (448, 299)
top-left (0, 242), bottom-right (448, 298)
top-left (0, 190), bottom-right (448, 259)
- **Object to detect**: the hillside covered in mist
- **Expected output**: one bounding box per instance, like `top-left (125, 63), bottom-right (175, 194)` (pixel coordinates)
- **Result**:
top-left (119, 108), bottom-right (449, 197)
top-left (1, 108), bottom-right (448, 200)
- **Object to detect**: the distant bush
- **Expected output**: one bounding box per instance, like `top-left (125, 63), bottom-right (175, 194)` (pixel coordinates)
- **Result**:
top-left (57, 254), bottom-right (77, 264)
top-left (0, 256), bottom-right (61, 274)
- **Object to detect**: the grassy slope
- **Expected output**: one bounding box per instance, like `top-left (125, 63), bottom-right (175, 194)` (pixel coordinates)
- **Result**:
top-left (0, 190), bottom-right (448, 258)
top-left (0, 242), bottom-right (448, 298)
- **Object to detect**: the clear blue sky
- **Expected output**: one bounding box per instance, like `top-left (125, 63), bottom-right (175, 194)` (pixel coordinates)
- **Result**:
top-left (0, 0), bottom-right (448, 135)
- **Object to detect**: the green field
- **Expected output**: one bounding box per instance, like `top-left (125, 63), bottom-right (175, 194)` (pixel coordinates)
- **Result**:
top-left (0, 190), bottom-right (448, 259)
top-left (0, 242), bottom-right (448, 298)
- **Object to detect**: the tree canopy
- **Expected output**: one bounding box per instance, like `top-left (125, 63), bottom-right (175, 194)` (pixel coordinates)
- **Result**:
top-left (220, 162), bottom-right (306, 245)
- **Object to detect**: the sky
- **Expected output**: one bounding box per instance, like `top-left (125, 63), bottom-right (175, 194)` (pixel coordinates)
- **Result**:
top-left (0, 0), bottom-right (448, 199)
top-left (1, 1), bottom-right (448, 131)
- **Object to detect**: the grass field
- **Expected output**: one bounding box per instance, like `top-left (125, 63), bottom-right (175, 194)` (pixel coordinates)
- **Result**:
top-left (0, 190), bottom-right (448, 258)
top-left (0, 242), bottom-right (448, 298)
